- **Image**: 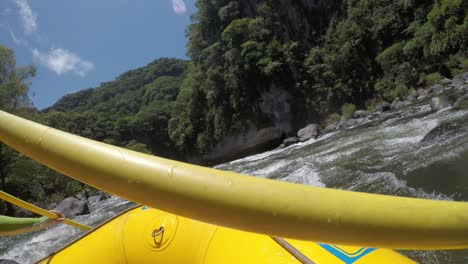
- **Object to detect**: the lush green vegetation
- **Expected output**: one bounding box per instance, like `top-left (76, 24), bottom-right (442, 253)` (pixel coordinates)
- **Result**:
top-left (0, 0), bottom-right (466, 213)
top-left (170, 0), bottom-right (467, 154)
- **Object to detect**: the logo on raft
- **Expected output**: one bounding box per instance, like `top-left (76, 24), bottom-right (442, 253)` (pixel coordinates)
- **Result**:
top-left (318, 244), bottom-right (376, 264)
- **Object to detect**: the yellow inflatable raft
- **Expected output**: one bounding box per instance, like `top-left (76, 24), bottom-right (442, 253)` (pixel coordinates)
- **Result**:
top-left (0, 110), bottom-right (467, 263)
top-left (37, 206), bottom-right (414, 264)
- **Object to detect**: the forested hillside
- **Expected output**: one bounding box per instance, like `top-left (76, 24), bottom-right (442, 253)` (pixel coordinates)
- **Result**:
top-left (170, 0), bottom-right (467, 156)
top-left (43, 58), bottom-right (187, 158)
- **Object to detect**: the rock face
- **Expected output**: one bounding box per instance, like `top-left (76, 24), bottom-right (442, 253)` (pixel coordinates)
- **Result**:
top-left (430, 95), bottom-right (450, 111)
top-left (200, 126), bottom-right (283, 164)
top-left (54, 197), bottom-right (90, 218)
top-left (297, 124), bottom-right (320, 141)
top-left (258, 87), bottom-right (293, 133)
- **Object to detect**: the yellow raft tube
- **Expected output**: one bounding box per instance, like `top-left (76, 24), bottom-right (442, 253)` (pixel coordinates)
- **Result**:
top-left (0, 110), bottom-right (467, 263)
top-left (37, 206), bottom-right (413, 264)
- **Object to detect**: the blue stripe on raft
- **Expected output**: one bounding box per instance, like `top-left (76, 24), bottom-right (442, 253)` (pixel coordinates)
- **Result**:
top-left (318, 244), bottom-right (376, 264)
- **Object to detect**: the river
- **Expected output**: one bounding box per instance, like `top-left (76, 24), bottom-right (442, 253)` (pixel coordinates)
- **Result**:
top-left (1, 89), bottom-right (468, 263)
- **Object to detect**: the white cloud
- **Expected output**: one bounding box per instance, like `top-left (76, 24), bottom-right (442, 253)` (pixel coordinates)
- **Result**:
top-left (0, 24), bottom-right (27, 46)
top-left (14, 0), bottom-right (37, 33)
top-left (32, 48), bottom-right (95, 77)
top-left (172, 0), bottom-right (186, 15)
top-left (9, 28), bottom-right (27, 46)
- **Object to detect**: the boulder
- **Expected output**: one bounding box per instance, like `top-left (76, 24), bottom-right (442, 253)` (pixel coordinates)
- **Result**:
top-left (375, 102), bottom-right (391, 112)
top-left (47, 202), bottom-right (58, 210)
top-left (450, 77), bottom-right (464, 88)
top-left (391, 100), bottom-right (405, 109)
top-left (353, 110), bottom-right (367, 118)
top-left (406, 94), bottom-right (416, 102)
top-left (440, 77), bottom-right (452, 85)
top-left (463, 72), bottom-right (468, 81)
top-left (417, 88), bottom-right (428, 99)
top-left (297, 124), bottom-right (321, 142)
top-left (430, 95), bottom-right (450, 112)
top-left (282, 137), bottom-right (299, 147)
top-left (370, 111), bottom-right (381, 119)
top-left (430, 84), bottom-right (444, 94)
top-left (87, 195), bottom-right (103, 204)
top-left (323, 123), bottom-right (337, 133)
top-left (54, 197), bottom-right (90, 218)
top-left (380, 112), bottom-right (397, 122)
top-left (343, 119), bottom-right (357, 128)
top-left (336, 117), bottom-right (347, 129)
top-left (453, 94), bottom-right (468, 110)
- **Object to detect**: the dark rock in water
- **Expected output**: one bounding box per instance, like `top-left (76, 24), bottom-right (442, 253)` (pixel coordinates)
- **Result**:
top-left (453, 94), bottom-right (468, 110)
top-left (450, 77), bottom-right (464, 88)
top-left (375, 102), bottom-right (391, 112)
top-left (417, 88), bottom-right (428, 99)
top-left (298, 124), bottom-right (321, 141)
top-left (87, 195), bottom-right (103, 204)
top-left (440, 77), bottom-right (452, 85)
top-left (407, 94), bottom-right (416, 102)
top-left (369, 111), bottom-right (381, 120)
top-left (353, 110), bottom-right (367, 118)
top-left (380, 112), bottom-right (397, 121)
top-left (463, 72), bottom-right (468, 81)
top-left (344, 118), bottom-right (357, 128)
top-left (54, 197), bottom-right (90, 218)
top-left (336, 117), bottom-right (347, 129)
top-left (430, 95), bottom-right (450, 111)
top-left (430, 84), bottom-right (444, 94)
top-left (391, 100), bottom-right (405, 109)
top-left (0, 260), bottom-right (20, 264)
top-left (323, 123), bottom-right (337, 133)
top-left (282, 137), bottom-right (299, 147)
top-left (356, 117), bottom-right (368, 123)
top-left (421, 120), bottom-right (468, 143)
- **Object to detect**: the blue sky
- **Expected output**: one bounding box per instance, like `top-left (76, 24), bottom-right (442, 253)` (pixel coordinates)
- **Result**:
top-left (0, 0), bottom-right (196, 109)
